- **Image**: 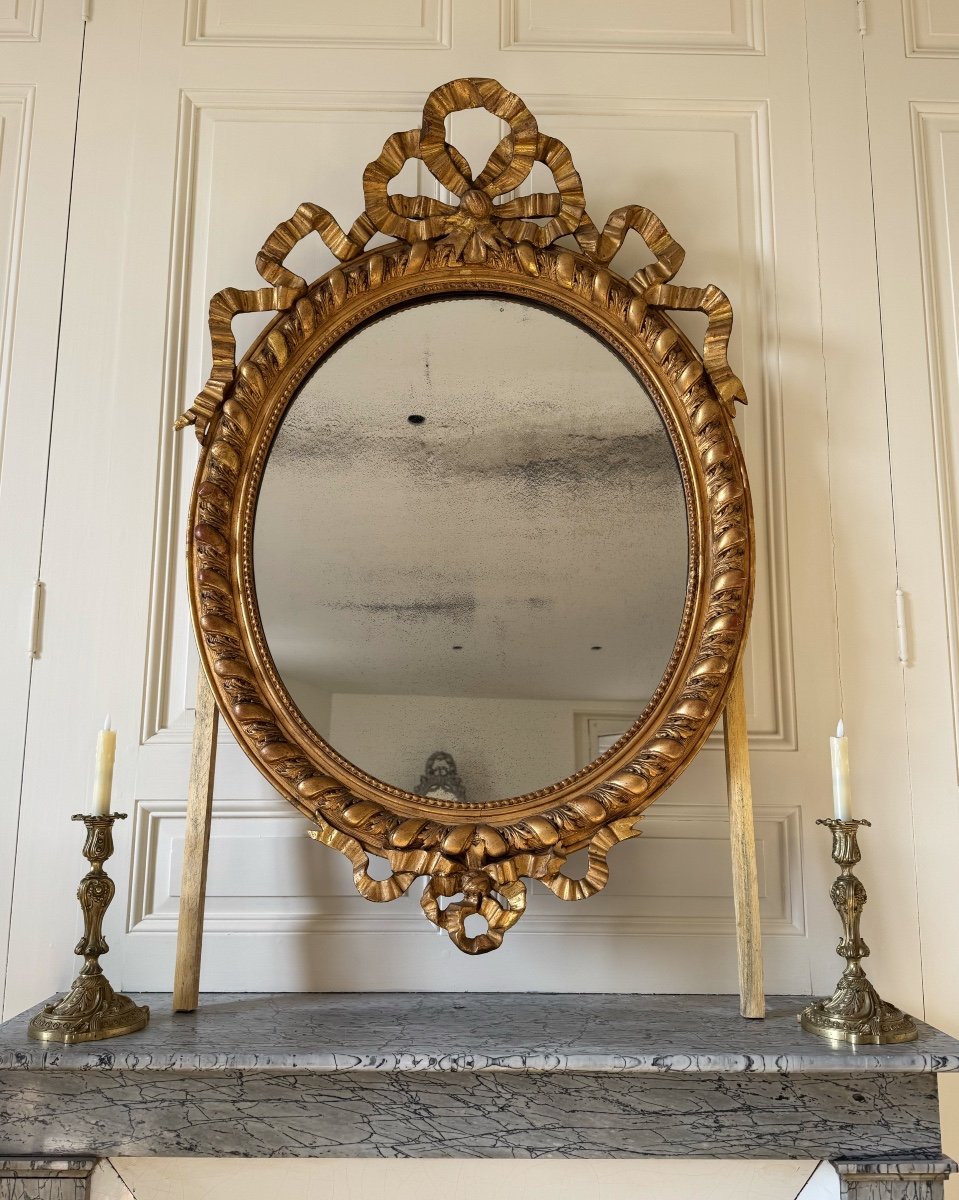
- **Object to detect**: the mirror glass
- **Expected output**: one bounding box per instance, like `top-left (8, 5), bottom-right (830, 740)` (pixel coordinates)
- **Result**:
top-left (254, 296), bottom-right (689, 804)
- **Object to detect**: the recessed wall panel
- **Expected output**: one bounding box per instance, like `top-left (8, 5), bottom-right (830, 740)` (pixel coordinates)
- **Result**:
top-left (131, 800), bottom-right (802, 937)
top-left (502, 0), bottom-right (764, 54)
top-left (904, 0), bottom-right (959, 56)
top-left (187, 0), bottom-right (451, 48)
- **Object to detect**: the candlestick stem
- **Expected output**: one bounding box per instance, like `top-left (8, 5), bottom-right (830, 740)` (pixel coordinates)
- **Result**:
top-left (799, 819), bottom-right (917, 1045)
top-left (28, 815), bottom-right (149, 1044)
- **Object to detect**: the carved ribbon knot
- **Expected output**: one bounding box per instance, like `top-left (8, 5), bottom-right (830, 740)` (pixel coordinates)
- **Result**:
top-left (363, 77), bottom-right (587, 264)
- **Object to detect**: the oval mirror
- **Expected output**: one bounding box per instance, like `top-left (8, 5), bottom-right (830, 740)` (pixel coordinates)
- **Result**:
top-left (180, 76), bottom-right (752, 954)
top-left (254, 296), bottom-right (689, 805)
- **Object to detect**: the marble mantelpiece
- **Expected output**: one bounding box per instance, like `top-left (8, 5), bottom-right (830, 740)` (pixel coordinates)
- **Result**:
top-left (5, 992), bottom-right (959, 1075)
top-left (0, 993), bottom-right (956, 1197)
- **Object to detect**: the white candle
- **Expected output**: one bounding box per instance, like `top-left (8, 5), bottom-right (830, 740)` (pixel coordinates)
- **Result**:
top-left (91, 715), bottom-right (116, 816)
top-left (830, 719), bottom-right (852, 822)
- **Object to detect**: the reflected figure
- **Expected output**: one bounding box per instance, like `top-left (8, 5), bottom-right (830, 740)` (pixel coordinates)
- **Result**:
top-left (415, 752), bottom-right (466, 804)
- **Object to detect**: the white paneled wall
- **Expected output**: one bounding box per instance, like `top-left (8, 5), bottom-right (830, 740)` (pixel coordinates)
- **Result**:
top-left (0, 0), bottom-right (83, 1015)
top-left (862, 4), bottom-right (959, 1192)
top-left (500, 0), bottom-right (766, 55)
top-left (186, 0), bottom-right (453, 49)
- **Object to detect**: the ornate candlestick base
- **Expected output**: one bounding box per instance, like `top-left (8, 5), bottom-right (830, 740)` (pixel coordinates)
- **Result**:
top-left (28, 814), bottom-right (149, 1044)
top-left (800, 819), bottom-right (917, 1045)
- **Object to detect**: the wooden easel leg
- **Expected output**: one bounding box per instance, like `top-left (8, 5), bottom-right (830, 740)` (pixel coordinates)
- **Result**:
top-left (172, 669), bottom-right (219, 1012)
top-left (723, 663), bottom-right (765, 1018)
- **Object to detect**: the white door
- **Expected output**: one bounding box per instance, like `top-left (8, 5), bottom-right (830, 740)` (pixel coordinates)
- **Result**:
top-left (861, 0), bottom-right (959, 1179)
top-left (0, 0), bottom-right (82, 1014)
top-left (9, 0), bottom-right (909, 1006)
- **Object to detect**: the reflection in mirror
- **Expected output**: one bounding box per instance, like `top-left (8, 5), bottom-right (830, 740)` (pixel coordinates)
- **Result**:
top-left (254, 297), bottom-right (689, 803)
top-left (415, 751), bottom-right (467, 804)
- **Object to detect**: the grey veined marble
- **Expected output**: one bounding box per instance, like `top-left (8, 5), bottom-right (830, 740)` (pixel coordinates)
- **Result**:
top-left (0, 1065), bottom-right (944, 1161)
top-left (1, 992), bottom-right (957, 1075)
top-left (0, 994), bottom-right (955, 1169)
top-left (835, 1159), bottom-right (957, 1199)
top-left (0, 1158), bottom-right (97, 1200)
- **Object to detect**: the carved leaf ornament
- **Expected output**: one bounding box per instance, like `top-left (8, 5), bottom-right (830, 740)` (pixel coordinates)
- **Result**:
top-left (178, 78), bottom-right (753, 954)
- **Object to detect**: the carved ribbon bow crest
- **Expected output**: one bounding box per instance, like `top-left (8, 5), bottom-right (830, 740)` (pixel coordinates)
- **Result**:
top-left (177, 76), bottom-right (746, 442)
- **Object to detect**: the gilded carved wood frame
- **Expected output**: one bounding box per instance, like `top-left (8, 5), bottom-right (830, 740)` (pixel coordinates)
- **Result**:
top-left (177, 78), bottom-right (754, 955)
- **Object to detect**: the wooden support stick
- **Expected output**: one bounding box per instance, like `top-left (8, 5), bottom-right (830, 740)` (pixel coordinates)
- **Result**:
top-left (723, 663), bottom-right (765, 1018)
top-left (172, 669), bottom-right (219, 1012)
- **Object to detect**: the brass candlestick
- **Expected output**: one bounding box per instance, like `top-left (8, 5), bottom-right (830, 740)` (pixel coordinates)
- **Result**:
top-left (28, 814), bottom-right (149, 1044)
top-left (800, 818), bottom-right (917, 1045)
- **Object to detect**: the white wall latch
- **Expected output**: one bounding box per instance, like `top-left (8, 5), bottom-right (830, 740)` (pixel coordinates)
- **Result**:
top-left (895, 587), bottom-right (909, 665)
top-left (28, 580), bottom-right (44, 659)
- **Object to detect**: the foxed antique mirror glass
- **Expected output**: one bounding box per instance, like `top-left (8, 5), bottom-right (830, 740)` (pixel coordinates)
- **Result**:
top-left (254, 297), bottom-right (689, 803)
top-left (177, 77), bottom-right (754, 962)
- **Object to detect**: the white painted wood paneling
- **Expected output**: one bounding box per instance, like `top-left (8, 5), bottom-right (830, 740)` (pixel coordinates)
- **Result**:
top-left (910, 104), bottom-right (959, 777)
top-left (0, 0), bottom-right (40, 41)
top-left (129, 799), bottom-right (802, 936)
top-left (799, 0), bottom-right (926, 1028)
top-left (501, 0), bottom-right (765, 55)
top-left (187, 0), bottom-right (452, 49)
top-left (0, 88), bottom-right (36, 1004)
top-left (0, 0), bottom-right (83, 1017)
top-left (861, 0), bottom-right (959, 1186)
top-left (903, 0), bottom-right (959, 57)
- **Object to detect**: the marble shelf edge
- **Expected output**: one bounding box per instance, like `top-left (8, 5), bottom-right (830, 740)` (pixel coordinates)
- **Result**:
top-left (0, 992), bottom-right (957, 1075)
